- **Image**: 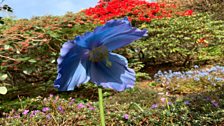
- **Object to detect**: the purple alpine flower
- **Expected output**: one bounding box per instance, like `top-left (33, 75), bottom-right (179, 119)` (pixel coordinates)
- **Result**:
top-left (54, 17), bottom-right (147, 91)
top-left (77, 103), bottom-right (85, 109)
top-left (46, 114), bottom-right (51, 120)
top-left (22, 110), bottom-right (29, 115)
top-left (151, 104), bottom-right (158, 109)
top-left (160, 97), bottom-right (166, 103)
top-left (89, 106), bottom-right (95, 111)
top-left (42, 107), bottom-right (50, 112)
top-left (123, 114), bottom-right (129, 120)
top-left (184, 100), bottom-right (190, 105)
top-left (211, 100), bottom-right (219, 107)
top-left (57, 106), bottom-right (64, 113)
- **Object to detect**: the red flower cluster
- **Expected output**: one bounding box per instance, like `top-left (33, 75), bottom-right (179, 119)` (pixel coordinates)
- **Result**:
top-left (84, 0), bottom-right (193, 23)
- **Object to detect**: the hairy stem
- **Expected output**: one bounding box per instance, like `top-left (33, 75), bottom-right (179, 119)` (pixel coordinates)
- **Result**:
top-left (98, 87), bottom-right (105, 126)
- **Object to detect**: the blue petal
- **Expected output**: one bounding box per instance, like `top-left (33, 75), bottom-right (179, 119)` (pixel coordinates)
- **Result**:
top-left (75, 17), bottom-right (147, 50)
top-left (90, 53), bottom-right (135, 91)
top-left (54, 41), bottom-right (90, 91)
top-left (103, 28), bottom-right (147, 51)
top-left (74, 31), bottom-right (94, 49)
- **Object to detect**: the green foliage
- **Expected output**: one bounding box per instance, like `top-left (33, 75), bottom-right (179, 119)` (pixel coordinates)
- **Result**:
top-left (1, 85), bottom-right (224, 125)
top-left (117, 13), bottom-right (224, 70)
top-left (0, 12), bottom-right (97, 89)
top-left (0, 18), bottom-right (15, 33)
top-left (183, 0), bottom-right (224, 20)
top-left (1, 12), bottom-right (223, 92)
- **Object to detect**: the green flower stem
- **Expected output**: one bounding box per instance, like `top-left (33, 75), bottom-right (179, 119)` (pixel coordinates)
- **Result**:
top-left (98, 87), bottom-right (105, 126)
top-left (166, 98), bottom-right (170, 110)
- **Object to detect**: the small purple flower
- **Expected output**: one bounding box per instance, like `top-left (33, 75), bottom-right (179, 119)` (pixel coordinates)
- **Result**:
top-left (206, 97), bottom-right (211, 101)
top-left (89, 106), bottom-right (95, 111)
top-left (57, 106), bottom-right (64, 113)
top-left (29, 110), bottom-right (40, 117)
top-left (13, 115), bottom-right (20, 118)
top-left (208, 67), bottom-right (217, 72)
top-left (70, 98), bottom-right (75, 101)
top-left (77, 103), bottom-right (85, 109)
top-left (198, 71), bottom-right (209, 77)
top-left (22, 109), bottom-right (29, 115)
top-left (184, 100), bottom-right (190, 105)
top-left (123, 114), bottom-right (129, 120)
top-left (211, 100), bottom-right (219, 107)
top-left (168, 102), bottom-right (172, 105)
top-left (34, 110), bottom-right (40, 114)
top-left (215, 77), bottom-right (223, 82)
top-left (49, 94), bottom-right (53, 98)
top-left (71, 98), bottom-right (75, 102)
top-left (30, 110), bottom-right (41, 117)
top-left (194, 77), bottom-right (200, 81)
top-left (151, 104), bottom-right (158, 109)
top-left (30, 111), bottom-right (35, 117)
top-left (185, 71), bottom-right (194, 76)
top-left (42, 107), bottom-right (50, 112)
top-left (46, 114), bottom-right (51, 120)
top-left (160, 98), bottom-right (166, 103)
top-left (69, 98), bottom-right (75, 105)
top-left (194, 65), bottom-right (199, 69)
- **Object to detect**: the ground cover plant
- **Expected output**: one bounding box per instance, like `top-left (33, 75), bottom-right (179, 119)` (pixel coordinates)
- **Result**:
top-left (1, 65), bottom-right (224, 125)
top-left (0, 0), bottom-right (224, 125)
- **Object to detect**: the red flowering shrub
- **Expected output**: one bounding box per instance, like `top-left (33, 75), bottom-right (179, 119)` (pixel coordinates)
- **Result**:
top-left (84, 0), bottom-right (193, 24)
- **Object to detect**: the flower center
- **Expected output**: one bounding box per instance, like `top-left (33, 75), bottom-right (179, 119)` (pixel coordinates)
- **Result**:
top-left (88, 46), bottom-right (112, 67)
top-left (89, 46), bottom-right (109, 62)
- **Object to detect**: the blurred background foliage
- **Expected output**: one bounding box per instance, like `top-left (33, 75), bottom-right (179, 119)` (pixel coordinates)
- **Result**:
top-left (0, 0), bottom-right (224, 125)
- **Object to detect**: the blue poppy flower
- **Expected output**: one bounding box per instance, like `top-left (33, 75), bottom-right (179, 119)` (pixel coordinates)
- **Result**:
top-left (54, 17), bottom-right (147, 91)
